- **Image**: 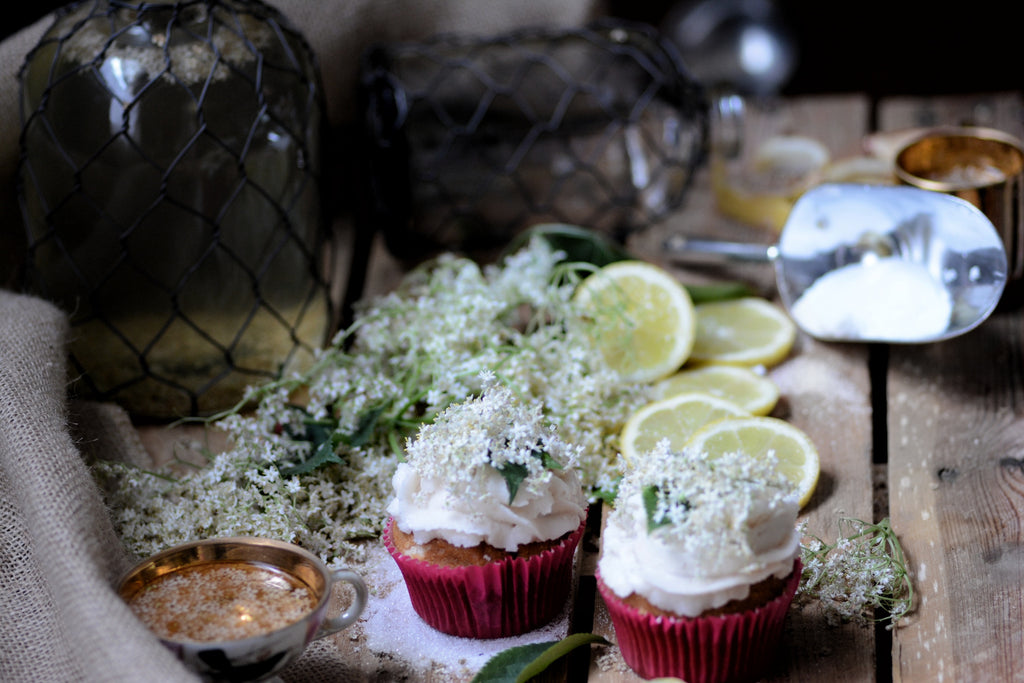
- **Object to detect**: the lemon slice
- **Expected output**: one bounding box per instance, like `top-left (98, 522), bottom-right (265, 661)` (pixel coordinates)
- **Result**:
top-left (689, 298), bottom-right (796, 368)
top-left (619, 392), bottom-right (747, 465)
top-left (749, 135), bottom-right (831, 180)
top-left (713, 135), bottom-right (831, 232)
top-left (685, 416), bottom-right (820, 507)
top-left (654, 365), bottom-right (780, 416)
top-left (821, 155), bottom-right (895, 185)
top-left (574, 261), bottom-right (696, 383)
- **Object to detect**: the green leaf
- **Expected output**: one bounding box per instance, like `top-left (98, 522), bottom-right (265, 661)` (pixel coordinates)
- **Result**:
top-left (473, 642), bottom-right (550, 683)
top-left (280, 439), bottom-right (343, 476)
top-left (684, 281), bottom-right (756, 303)
top-left (533, 448), bottom-right (563, 471)
top-left (496, 449), bottom-right (564, 504)
top-left (471, 633), bottom-right (609, 683)
top-left (304, 420), bottom-right (333, 448)
top-left (590, 477), bottom-right (620, 506)
top-left (344, 404), bottom-right (385, 447)
top-left (515, 633), bottom-right (609, 682)
top-left (279, 405), bottom-right (390, 476)
top-left (503, 224), bottom-right (633, 267)
top-left (497, 461), bottom-right (529, 504)
top-left (642, 485), bottom-right (670, 533)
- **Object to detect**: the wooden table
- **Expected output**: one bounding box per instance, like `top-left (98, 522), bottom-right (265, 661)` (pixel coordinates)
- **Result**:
top-left (138, 90), bottom-right (1024, 682)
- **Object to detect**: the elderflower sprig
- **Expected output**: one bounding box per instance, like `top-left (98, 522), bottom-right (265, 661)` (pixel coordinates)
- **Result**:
top-left (402, 374), bottom-right (582, 507)
top-left (797, 517), bottom-right (913, 627)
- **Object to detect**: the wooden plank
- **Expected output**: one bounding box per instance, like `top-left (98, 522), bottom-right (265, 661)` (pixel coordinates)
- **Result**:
top-left (877, 92), bottom-right (1024, 134)
top-left (886, 315), bottom-right (1024, 681)
top-left (879, 92), bottom-right (1024, 682)
top-left (589, 94), bottom-right (878, 682)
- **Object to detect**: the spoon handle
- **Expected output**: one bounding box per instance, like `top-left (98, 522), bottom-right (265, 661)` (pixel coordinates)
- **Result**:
top-left (663, 235), bottom-right (778, 265)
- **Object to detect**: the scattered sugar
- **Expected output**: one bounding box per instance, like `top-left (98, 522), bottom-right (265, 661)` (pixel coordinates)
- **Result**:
top-left (790, 258), bottom-right (952, 341)
top-left (928, 163), bottom-right (1006, 187)
top-left (769, 355), bottom-right (868, 410)
top-left (128, 562), bottom-right (316, 642)
top-left (352, 545), bottom-right (572, 678)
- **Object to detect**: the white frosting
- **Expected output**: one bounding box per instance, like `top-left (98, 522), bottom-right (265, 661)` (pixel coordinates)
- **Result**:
top-left (597, 442), bottom-right (800, 617)
top-left (599, 490), bottom-right (799, 617)
top-left (386, 380), bottom-right (588, 552)
top-left (387, 461), bottom-right (587, 551)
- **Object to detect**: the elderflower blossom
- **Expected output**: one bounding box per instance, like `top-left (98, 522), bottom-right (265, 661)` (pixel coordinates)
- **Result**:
top-left (796, 517), bottom-right (913, 626)
top-left (93, 238), bottom-right (647, 567)
top-left (612, 440), bottom-right (795, 576)
top-left (402, 375), bottom-right (582, 506)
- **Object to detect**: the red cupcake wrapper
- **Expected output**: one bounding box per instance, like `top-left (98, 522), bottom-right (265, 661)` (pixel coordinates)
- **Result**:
top-left (384, 517), bottom-right (585, 639)
top-left (598, 559), bottom-right (802, 683)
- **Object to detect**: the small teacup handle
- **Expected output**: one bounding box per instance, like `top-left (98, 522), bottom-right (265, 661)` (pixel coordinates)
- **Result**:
top-left (315, 569), bottom-right (368, 639)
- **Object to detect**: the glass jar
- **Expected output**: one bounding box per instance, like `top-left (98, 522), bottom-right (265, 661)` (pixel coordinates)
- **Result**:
top-left (18, 0), bottom-right (331, 418)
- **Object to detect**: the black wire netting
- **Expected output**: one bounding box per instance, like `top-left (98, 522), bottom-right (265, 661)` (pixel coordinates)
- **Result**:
top-left (17, 0), bottom-right (332, 419)
top-left (357, 19), bottom-right (709, 266)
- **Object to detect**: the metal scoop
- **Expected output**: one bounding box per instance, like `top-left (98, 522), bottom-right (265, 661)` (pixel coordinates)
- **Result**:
top-left (665, 183), bottom-right (1008, 343)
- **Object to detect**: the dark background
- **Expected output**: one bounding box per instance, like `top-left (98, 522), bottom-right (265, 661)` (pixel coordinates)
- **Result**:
top-left (2, 1), bottom-right (1020, 98)
top-left (610, 0), bottom-right (1022, 98)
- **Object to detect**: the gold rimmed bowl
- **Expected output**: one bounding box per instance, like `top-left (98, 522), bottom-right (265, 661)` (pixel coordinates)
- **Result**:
top-left (117, 537), bottom-right (367, 682)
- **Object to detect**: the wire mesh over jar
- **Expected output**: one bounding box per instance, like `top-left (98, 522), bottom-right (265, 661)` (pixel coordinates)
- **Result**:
top-left (357, 19), bottom-right (708, 265)
top-left (18, 0), bottom-right (331, 419)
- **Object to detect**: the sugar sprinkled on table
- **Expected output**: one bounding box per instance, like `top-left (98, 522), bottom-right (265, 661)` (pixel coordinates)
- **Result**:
top-left (349, 545), bottom-right (572, 678)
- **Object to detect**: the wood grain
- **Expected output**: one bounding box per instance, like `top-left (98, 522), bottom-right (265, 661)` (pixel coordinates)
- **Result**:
top-left (879, 92), bottom-right (1024, 683)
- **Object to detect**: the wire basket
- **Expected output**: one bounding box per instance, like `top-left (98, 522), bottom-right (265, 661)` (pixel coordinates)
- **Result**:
top-left (18, 0), bottom-right (331, 419)
top-left (357, 19), bottom-right (708, 265)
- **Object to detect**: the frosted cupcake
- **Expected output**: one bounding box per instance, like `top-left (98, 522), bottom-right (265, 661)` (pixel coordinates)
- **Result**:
top-left (384, 379), bottom-right (588, 638)
top-left (597, 441), bottom-right (801, 682)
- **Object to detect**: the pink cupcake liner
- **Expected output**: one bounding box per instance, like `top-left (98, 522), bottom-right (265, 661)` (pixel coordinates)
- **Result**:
top-left (384, 518), bottom-right (585, 639)
top-left (597, 559), bottom-right (801, 683)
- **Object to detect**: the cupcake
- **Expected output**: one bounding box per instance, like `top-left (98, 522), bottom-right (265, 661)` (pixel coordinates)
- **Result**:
top-left (597, 441), bottom-right (801, 682)
top-left (384, 378), bottom-right (588, 638)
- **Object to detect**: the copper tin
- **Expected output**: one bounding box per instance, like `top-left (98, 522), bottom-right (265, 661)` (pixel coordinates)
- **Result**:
top-left (895, 126), bottom-right (1024, 280)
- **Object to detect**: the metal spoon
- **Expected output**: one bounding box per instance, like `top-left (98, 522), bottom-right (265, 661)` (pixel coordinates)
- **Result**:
top-left (665, 183), bottom-right (1008, 343)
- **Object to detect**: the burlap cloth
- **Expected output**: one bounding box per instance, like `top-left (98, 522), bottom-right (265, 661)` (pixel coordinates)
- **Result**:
top-left (0, 2), bottom-right (598, 680)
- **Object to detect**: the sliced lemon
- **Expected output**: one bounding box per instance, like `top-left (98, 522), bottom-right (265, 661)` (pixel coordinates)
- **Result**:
top-left (711, 163), bottom-right (796, 232)
top-left (573, 261), bottom-right (696, 383)
top-left (713, 135), bottom-right (831, 232)
top-left (619, 392), bottom-right (747, 465)
top-left (654, 365), bottom-right (780, 416)
top-left (821, 155), bottom-right (895, 185)
top-left (689, 298), bottom-right (796, 368)
top-left (685, 416), bottom-right (819, 508)
top-left (750, 135), bottom-right (830, 174)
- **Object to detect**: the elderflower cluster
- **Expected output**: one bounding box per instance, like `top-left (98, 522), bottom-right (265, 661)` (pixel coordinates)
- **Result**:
top-left (796, 517), bottom-right (913, 626)
top-left (93, 238), bottom-right (647, 567)
top-left (403, 375), bottom-right (582, 505)
top-left (91, 440), bottom-right (397, 565)
top-left (614, 441), bottom-right (795, 574)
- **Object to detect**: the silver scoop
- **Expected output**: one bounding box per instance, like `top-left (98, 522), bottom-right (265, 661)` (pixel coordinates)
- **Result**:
top-left (665, 183), bottom-right (1008, 343)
